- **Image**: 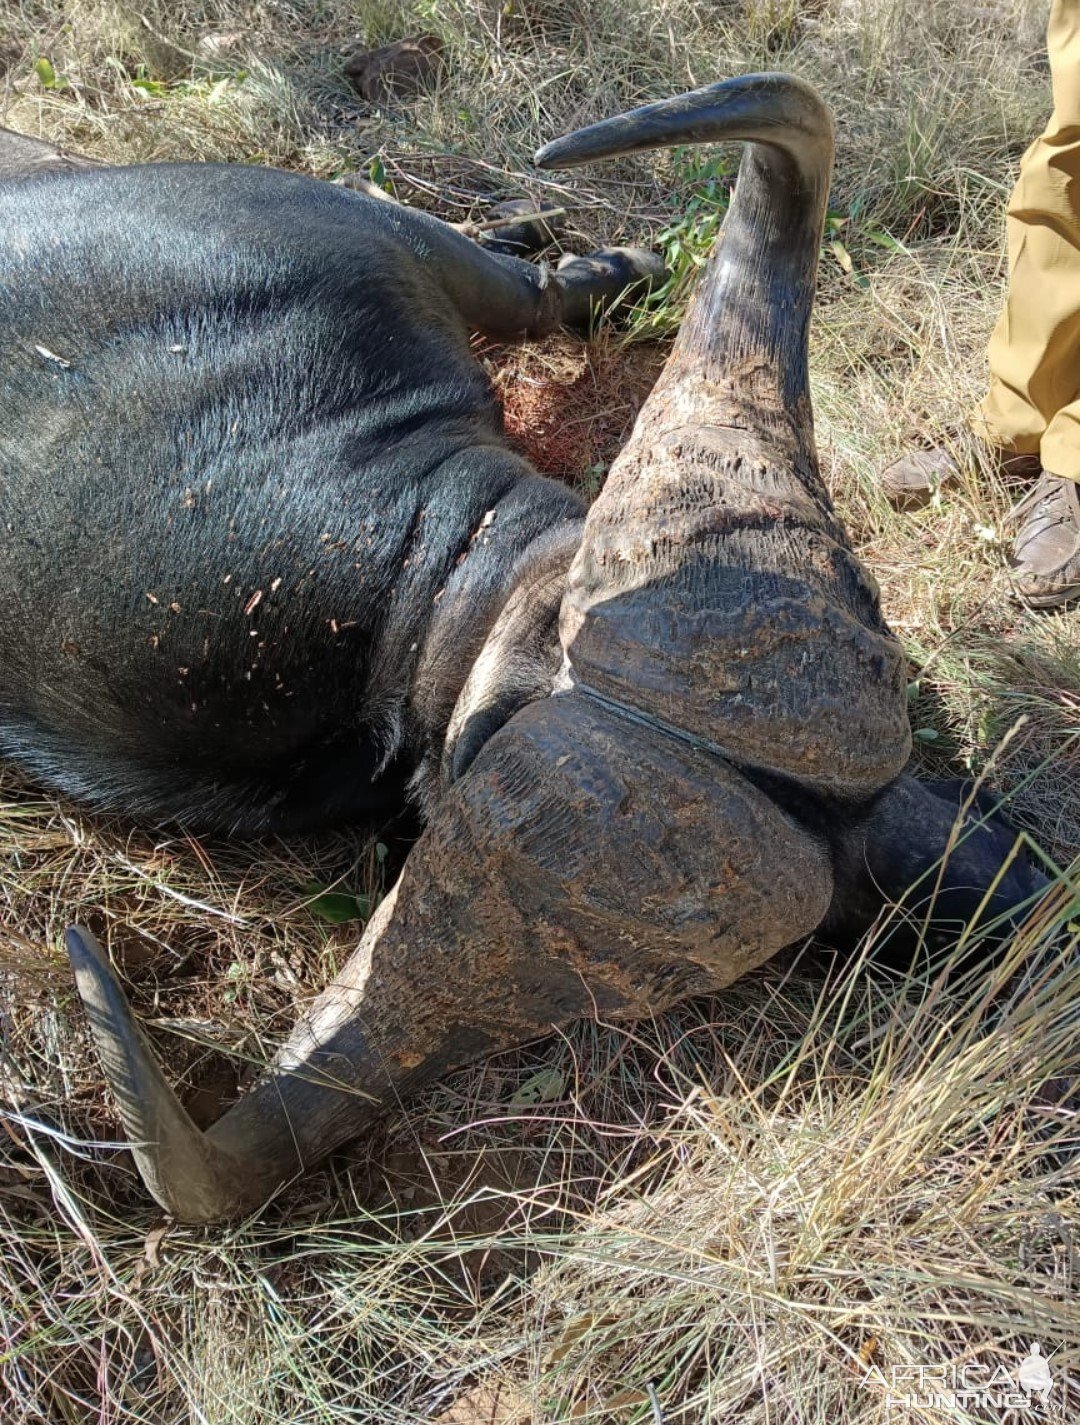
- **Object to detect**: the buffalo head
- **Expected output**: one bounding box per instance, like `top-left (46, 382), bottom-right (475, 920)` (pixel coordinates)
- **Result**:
top-left (65, 74), bottom-right (1044, 1222)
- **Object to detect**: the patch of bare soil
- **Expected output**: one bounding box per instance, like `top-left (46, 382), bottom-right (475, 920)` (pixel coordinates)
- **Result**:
top-left (479, 334), bottom-right (667, 495)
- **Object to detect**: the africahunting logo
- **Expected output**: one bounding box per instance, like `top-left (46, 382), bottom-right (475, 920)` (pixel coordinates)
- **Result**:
top-left (861, 1342), bottom-right (1057, 1414)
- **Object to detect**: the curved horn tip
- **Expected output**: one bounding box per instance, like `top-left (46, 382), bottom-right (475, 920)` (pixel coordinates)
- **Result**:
top-left (65, 924), bottom-right (130, 1024)
top-left (64, 924), bottom-right (246, 1224)
top-left (532, 71), bottom-right (833, 171)
top-left (65, 922), bottom-right (103, 967)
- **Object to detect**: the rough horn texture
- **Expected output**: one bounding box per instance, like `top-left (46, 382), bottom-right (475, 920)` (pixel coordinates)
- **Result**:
top-left (68, 689), bottom-right (833, 1221)
top-left (540, 77), bottom-right (912, 797)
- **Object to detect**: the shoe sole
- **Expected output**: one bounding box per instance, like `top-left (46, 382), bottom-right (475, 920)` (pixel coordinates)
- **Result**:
top-left (1015, 581), bottom-right (1080, 609)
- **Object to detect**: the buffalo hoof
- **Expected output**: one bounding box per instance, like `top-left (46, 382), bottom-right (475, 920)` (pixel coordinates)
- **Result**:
top-left (477, 198), bottom-right (565, 258)
top-left (555, 247), bottom-right (666, 325)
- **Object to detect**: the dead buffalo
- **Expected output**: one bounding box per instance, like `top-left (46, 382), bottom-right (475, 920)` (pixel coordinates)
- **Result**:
top-left (0, 75), bottom-right (1043, 1221)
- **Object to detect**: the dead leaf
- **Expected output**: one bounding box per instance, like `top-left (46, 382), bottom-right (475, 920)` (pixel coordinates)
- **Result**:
top-left (344, 35), bottom-right (444, 104)
top-left (830, 238), bottom-right (853, 275)
top-left (143, 1220), bottom-right (169, 1270)
top-left (433, 1380), bottom-right (531, 1423)
top-left (567, 1392), bottom-right (652, 1419)
top-left (547, 1312), bottom-right (621, 1365)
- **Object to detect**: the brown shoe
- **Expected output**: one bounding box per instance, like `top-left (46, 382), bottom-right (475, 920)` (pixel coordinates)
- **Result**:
top-left (1010, 473), bottom-right (1080, 608)
top-left (879, 446), bottom-right (961, 508)
top-left (880, 443), bottom-right (1041, 509)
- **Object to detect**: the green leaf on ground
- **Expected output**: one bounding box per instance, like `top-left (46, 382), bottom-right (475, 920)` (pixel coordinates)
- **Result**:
top-left (34, 57), bottom-right (67, 89)
top-left (302, 883), bottom-right (371, 924)
top-left (510, 1068), bottom-right (567, 1106)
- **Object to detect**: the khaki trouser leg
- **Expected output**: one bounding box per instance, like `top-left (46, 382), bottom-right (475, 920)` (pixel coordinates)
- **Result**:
top-left (977, 0), bottom-right (1080, 482)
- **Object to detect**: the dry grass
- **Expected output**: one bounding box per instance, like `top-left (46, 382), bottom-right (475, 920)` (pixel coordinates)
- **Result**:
top-left (1, 0), bottom-right (1079, 1420)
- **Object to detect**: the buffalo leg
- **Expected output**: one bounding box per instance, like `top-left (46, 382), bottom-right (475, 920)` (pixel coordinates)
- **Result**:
top-left (0, 123), bottom-right (660, 336)
top-left (436, 233), bottom-right (665, 337)
top-left (363, 196), bottom-right (664, 338)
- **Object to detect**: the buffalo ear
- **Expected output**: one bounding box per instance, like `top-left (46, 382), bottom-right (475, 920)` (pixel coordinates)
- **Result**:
top-left (819, 772), bottom-right (1047, 961)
